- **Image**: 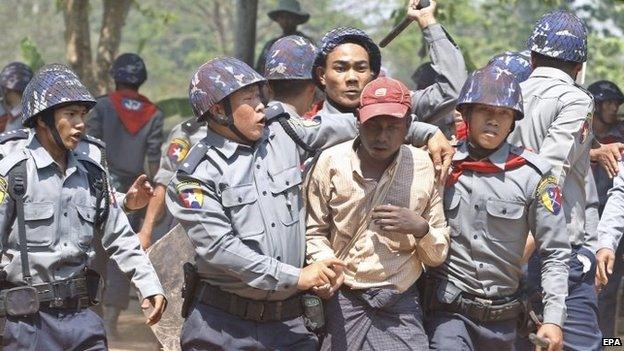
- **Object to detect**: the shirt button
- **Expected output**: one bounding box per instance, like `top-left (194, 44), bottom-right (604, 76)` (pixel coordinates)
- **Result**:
top-left (474, 204), bottom-right (479, 210)
top-left (479, 263), bottom-right (484, 268)
top-left (238, 197), bottom-right (242, 203)
top-left (485, 287), bottom-right (490, 291)
top-left (276, 256), bottom-right (281, 261)
top-left (271, 222), bottom-right (276, 228)
top-left (262, 191), bottom-right (267, 196)
top-left (285, 181), bottom-right (290, 186)
top-left (473, 235), bottom-right (477, 240)
top-left (63, 212), bottom-right (68, 217)
top-left (256, 164), bottom-right (261, 169)
top-left (502, 209), bottom-right (507, 214)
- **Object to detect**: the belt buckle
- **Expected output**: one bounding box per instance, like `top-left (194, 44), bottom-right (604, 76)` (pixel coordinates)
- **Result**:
top-left (474, 297), bottom-right (492, 306)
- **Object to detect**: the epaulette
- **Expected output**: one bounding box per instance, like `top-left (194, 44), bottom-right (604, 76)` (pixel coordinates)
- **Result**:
top-left (81, 134), bottom-right (106, 150)
top-left (0, 149), bottom-right (27, 176)
top-left (0, 129), bottom-right (28, 144)
top-left (178, 140), bottom-right (208, 174)
top-left (181, 118), bottom-right (202, 135)
top-left (510, 145), bottom-right (552, 175)
top-left (265, 103), bottom-right (289, 122)
top-left (75, 151), bottom-right (105, 171)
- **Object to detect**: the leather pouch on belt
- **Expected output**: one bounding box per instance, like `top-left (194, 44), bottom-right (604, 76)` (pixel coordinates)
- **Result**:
top-left (2, 286), bottom-right (39, 316)
top-left (436, 280), bottom-right (462, 304)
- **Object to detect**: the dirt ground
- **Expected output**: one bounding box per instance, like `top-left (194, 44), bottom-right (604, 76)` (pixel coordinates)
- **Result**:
top-left (109, 298), bottom-right (161, 351)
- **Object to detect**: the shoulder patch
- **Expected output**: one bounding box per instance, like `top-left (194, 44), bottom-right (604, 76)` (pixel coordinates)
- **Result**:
top-left (167, 138), bottom-right (191, 164)
top-left (0, 176), bottom-right (7, 204)
top-left (177, 140), bottom-right (208, 174)
top-left (0, 150), bottom-right (28, 176)
top-left (536, 175), bottom-right (562, 215)
top-left (181, 118), bottom-right (202, 134)
top-left (578, 113), bottom-right (593, 144)
top-left (511, 146), bottom-right (552, 175)
top-left (82, 134), bottom-right (106, 149)
top-left (176, 181), bottom-right (204, 209)
top-left (0, 129), bottom-right (28, 144)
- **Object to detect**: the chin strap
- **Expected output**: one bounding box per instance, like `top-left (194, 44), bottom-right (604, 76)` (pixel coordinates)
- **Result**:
top-left (213, 98), bottom-right (255, 145)
top-left (42, 114), bottom-right (70, 151)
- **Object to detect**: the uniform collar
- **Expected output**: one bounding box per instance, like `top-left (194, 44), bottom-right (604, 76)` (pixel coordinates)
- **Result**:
top-left (205, 125), bottom-right (273, 160)
top-left (27, 131), bottom-right (86, 174)
top-left (530, 66), bottom-right (575, 85)
top-left (453, 141), bottom-right (511, 170)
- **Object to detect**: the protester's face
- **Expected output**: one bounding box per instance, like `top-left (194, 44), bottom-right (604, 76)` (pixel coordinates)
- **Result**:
top-left (230, 84), bottom-right (266, 142)
top-left (53, 104), bottom-right (88, 150)
top-left (318, 43), bottom-right (372, 109)
top-left (467, 104), bottom-right (514, 149)
top-left (358, 115), bottom-right (408, 161)
top-left (275, 13), bottom-right (298, 34)
top-left (597, 100), bottom-right (621, 125)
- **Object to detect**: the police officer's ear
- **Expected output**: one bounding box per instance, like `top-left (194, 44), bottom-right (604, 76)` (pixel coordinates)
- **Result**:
top-left (209, 103), bottom-right (226, 118)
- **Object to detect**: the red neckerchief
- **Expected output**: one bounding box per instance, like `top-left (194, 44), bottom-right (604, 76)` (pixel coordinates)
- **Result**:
top-left (303, 100), bottom-right (324, 120)
top-left (445, 152), bottom-right (528, 187)
top-left (455, 120), bottom-right (468, 140)
top-left (109, 89), bottom-right (158, 135)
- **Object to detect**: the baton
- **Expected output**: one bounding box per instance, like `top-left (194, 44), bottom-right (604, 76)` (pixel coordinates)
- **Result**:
top-left (379, 0), bottom-right (430, 48)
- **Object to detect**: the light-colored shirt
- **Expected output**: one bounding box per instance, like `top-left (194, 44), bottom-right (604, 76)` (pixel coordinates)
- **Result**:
top-left (305, 139), bottom-right (449, 293)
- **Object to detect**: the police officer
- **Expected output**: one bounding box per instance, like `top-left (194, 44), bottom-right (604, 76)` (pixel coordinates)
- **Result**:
top-left (426, 64), bottom-right (569, 351)
top-left (264, 35), bottom-right (318, 118)
top-left (86, 52), bottom-right (164, 337)
top-left (586, 81), bottom-right (624, 338)
top-left (137, 118), bottom-right (207, 250)
top-left (310, 0), bottom-right (463, 179)
top-left (256, 0), bottom-right (312, 72)
top-left (166, 56), bottom-right (448, 350)
top-left (508, 10), bottom-right (602, 351)
top-left (0, 62), bottom-right (33, 133)
top-left (0, 64), bottom-right (166, 351)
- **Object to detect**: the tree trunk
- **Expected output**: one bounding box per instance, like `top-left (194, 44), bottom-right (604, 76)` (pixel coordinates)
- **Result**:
top-left (94, 0), bottom-right (132, 95)
top-left (63, 0), bottom-right (96, 92)
top-left (234, 0), bottom-right (258, 66)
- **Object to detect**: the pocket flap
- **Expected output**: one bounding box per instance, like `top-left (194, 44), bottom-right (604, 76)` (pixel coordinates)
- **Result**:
top-left (222, 184), bottom-right (258, 207)
top-left (76, 204), bottom-right (97, 223)
top-left (23, 202), bottom-right (54, 221)
top-left (269, 166), bottom-right (302, 194)
top-left (486, 199), bottom-right (524, 219)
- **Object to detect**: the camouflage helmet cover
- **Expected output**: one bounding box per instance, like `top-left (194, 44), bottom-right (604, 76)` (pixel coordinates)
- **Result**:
top-left (528, 10), bottom-right (588, 63)
top-left (21, 64), bottom-right (96, 126)
top-left (188, 57), bottom-right (266, 121)
top-left (265, 35), bottom-right (318, 80)
top-left (488, 50), bottom-right (532, 84)
top-left (457, 64), bottom-right (524, 120)
top-left (312, 27), bottom-right (381, 89)
top-left (111, 53), bottom-right (148, 86)
top-left (588, 80), bottom-right (624, 104)
top-left (0, 61), bottom-right (34, 93)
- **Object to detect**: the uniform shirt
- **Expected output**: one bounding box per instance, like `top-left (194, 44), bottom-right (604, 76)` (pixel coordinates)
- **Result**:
top-left (87, 95), bottom-right (164, 182)
top-left (591, 124), bottom-right (624, 213)
top-left (0, 132), bottom-right (163, 298)
top-left (596, 159), bottom-right (624, 251)
top-left (166, 102), bottom-right (438, 301)
top-left (432, 142), bottom-right (571, 327)
top-left (508, 67), bottom-right (595, 248)
top-left (151, 119), bottom-right (207, 238)
top-left (305, 139), bottom-right (449, 293)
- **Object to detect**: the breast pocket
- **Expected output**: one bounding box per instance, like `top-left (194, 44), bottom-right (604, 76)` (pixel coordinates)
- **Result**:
top-left (222, 184), bottom-right (265, 238)
top-left (485, 199), bottom-right (526, 243)
top-left (72, 201), bottom-right (97, 248)
top-left (23, 201), bottom-right (56, 247)
top-left (443, 191), bottom-right (461, 237)
top-left (268, 166), bottom-right (303, 226)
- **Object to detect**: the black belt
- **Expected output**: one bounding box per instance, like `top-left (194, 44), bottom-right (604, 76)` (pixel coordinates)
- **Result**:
top-left (34, 277), bottom-right (90, 310)
top-left (428, 279), bottom-right (523, 322)
top-left (195, 281), bottom-right (303, 322)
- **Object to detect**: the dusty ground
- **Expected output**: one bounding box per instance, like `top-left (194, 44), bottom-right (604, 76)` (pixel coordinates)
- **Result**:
top-left (109, 299), bottom-right (161, 351)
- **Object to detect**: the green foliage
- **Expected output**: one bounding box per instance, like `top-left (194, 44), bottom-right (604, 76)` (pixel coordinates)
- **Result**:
top-left (19, 37), bottom-right (45, 71)
top-left (155, 97), bottom-right (193, 121)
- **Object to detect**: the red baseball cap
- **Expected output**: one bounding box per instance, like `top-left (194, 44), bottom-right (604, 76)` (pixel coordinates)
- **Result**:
top-left (357, 77), bottom-right (412, 124)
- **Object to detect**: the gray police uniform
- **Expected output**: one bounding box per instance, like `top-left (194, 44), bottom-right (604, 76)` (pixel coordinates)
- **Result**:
top-left (150, 119), bottom-right (207, 241)
top-left (426, 142), bottom-right (570, 350)
top-left (508, 66), bottom-right (602, 350)
top-left (0, 132), bottom-right (163, 351)
top-left (166, 102), bottom-right (437, 350)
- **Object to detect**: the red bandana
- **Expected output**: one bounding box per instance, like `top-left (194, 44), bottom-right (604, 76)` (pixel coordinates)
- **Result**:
top-left (455, 120), bottom-right (468, 140)
top-left (109, 89), bottom-right (158, 135)
top-left (303, 100), bottom-right (324, 120)
top-left (445, 152), bottom-right (528, 187)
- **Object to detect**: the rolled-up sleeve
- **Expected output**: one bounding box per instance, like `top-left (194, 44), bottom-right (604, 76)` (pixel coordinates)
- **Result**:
top-left (597, 160), bottom-right (624, 251)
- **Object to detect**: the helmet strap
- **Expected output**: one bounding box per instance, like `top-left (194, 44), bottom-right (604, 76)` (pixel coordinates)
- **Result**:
top-left (211, 98), bottom-right (255, 145)
top-left (42, 113), bottom-right (70, 152)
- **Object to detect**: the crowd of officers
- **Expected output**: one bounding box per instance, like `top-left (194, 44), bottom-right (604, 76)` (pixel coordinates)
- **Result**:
top-left (1, 0), bottom-right (624, 350)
